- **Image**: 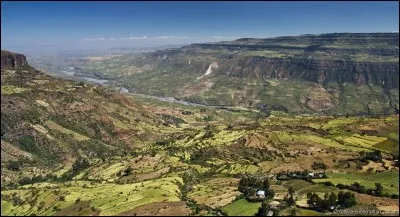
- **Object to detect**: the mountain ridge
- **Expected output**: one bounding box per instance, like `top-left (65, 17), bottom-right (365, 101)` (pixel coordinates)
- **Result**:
top-left (78, 33), bottom-right (398, 115)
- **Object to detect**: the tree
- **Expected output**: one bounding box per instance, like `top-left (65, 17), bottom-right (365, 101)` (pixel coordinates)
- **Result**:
top-left (327, 192), bottom-right (337, 208)
top-left (324, 181), bottom-right (334, 187)
top-left (307, 193), bottom-right (316, 208)
top-left (124, 166), bottom-right (133, 176)
top-left (315, 194), bottom-right (323, 208)
top-left (290, 208), bottom-right (296, 216)
top-left (374, 183), bottom-right (383, 196)
top-left (288, 186), bottom-right (295, 196)
top-left (8, 160), bottom-right (22, 171)
top-left (263, 179), bottom-right (270, 190)
top-left (72, 158), bottom-right (90, 174)
top-left (248, 188), bottom-right (256, 197)
top-left (256, 202), bottom-right (270, 216)
top-left (287, 196), bottom-right (296, 206)
top-left (338, 192), bottom-right (356, 208)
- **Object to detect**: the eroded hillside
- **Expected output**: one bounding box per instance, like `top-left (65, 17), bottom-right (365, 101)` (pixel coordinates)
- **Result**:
top-left (1, 51), bottom-right (171, 187)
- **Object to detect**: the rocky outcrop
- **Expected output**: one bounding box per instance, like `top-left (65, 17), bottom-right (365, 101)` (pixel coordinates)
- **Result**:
top-left (157, 54), bottom-right (169, 62)
top-left (301, 85), bottom-right (338, 111)
top-left (205, 61), bottom-right (219, 76)
top-left (1, 50), bottom-right (29, 70)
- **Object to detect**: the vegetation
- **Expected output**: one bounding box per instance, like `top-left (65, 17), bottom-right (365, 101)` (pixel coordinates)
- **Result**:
top-left (1, 50), bottom-right (399, 216)
top-left (307, 191), bottom-right (356, 211)
top-left (238, 176), bottom-right (275, 201)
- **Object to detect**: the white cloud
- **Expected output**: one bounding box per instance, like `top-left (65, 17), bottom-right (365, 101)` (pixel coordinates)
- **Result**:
top-left (85, 37), bottom-right (106, 41)
top-left (155, 36), bottom-right (189, 39)
top-left (84, 35), bottom-right (244, 43)
top-left (120, 35), bottom-right (148, 40)
top-left (212, 36), bottom-right (240, 39)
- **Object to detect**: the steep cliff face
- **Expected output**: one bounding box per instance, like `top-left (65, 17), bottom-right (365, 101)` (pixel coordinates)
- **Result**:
top-left (218, 56), bottom-right (399, 89)
top-left (1, 50), bottom-right (30, 70)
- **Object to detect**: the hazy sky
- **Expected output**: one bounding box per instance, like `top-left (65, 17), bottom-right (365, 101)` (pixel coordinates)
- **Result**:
top-left (1, 1), bottom-right (399, 50)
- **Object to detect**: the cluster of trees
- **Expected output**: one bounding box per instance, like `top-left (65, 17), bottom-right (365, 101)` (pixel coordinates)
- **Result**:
top-left (276, 170), bottom-right (326, 181)
top-left (359, 150), bottom-right (382, 163)
top-left (334, 182), bottom-right (398, 198)
top-left (155, 139), bottom-right (172, 146)
top-left (7, 160), bottom-right (23, 171)
top-left (15, 172), bottom-right (76, 187)
top-left (256, 186), bottom-right (298, 216)
top-left (72, 158), bottom-right (90, 175)
top-left (307, 191), bottom-right (356, 211)
top-left (238, 176), bottom-right (275, 201)
top-left (160, 114), bottom-right (186, 126)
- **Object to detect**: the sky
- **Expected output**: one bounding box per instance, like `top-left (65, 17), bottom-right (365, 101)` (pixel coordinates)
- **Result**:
top-left (1, 1), bottom-right (399, 50)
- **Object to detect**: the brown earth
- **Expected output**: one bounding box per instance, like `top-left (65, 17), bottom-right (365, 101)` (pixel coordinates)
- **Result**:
top-left (117, 201), bottom-right (191, 216)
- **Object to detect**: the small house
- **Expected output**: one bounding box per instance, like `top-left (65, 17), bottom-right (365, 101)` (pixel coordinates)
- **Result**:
top-left (257, 190), bottom-right (266, 198)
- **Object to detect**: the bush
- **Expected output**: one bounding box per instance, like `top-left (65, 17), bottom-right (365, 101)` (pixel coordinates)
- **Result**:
top-left (312, 162), bottom-right (327, 170)
top-left (203, 116), bottom-right (214, 122)
top-left (7, 160), bottom-right (22, 171)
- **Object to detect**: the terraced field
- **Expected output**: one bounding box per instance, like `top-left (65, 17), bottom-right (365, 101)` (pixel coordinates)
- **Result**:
top-left (1, 177), bottom-right (183, 216)
top-left (187, 178), bottom-right (240, 209)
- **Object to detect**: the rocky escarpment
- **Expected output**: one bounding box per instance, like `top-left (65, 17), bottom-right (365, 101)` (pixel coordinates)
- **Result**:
top-left (78, 33), bottom-right (399, 114)
top-left (218, 56), bottom-right (399, 89)
top-left (1, 50), bottom-right (30, 70)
